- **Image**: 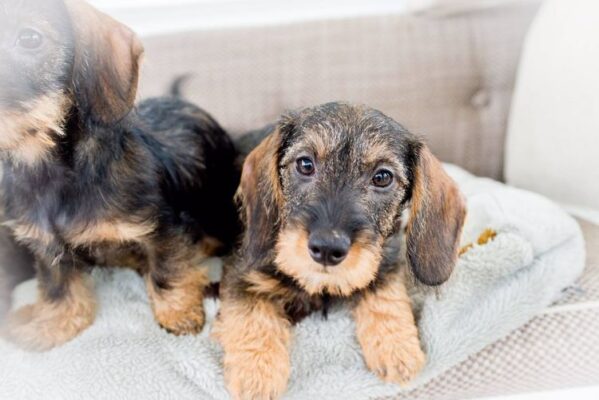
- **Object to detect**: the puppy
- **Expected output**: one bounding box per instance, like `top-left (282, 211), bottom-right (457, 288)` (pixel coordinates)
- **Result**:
top-left (0, 0), bottom-right (240, 350)
top-left (213, 102), bottom-right (467, 399)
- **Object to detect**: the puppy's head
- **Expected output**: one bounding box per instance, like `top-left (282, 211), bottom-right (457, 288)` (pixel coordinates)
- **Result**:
top-left (0, 0), bottom-right (143, 162)
top-left (239, 103), bottom-right (466, 296)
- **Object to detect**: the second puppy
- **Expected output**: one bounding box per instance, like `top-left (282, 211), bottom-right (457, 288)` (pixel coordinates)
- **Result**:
top-left (214, 102), bottom-right (466, 399)
top-left (0, 0), bottom-right (239, 350)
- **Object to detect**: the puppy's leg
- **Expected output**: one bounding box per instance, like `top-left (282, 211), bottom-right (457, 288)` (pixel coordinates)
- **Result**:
top-left (354, 271), bottom-right (425, 385)
top-left (146, 241), bottom-right (208, 335)
top-left (213, 292), bottom-right (291, 400)
top-left (0, 226), bottom-right (35, 321)
top-left (2, 249), bottom-right (96, 352)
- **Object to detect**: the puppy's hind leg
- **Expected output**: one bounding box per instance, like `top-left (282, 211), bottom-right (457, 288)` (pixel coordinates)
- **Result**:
top-left (2, 251), bottom-right (96, 352)
top-left (146, 239), bottom-right (209, 335)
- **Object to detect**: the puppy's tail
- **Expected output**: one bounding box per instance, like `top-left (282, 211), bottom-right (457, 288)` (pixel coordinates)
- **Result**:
top-left (168, 74), bottom-right (193, 98)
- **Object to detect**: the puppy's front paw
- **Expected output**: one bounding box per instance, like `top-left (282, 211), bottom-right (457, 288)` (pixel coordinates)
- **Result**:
top-left (2, 296), bottom-right (96, 352)
top-left (154, 301), bottom-right (205, 336)
top-left (147, 268), bottom-right (208, 335)
top-left (224, 348), bottom-right (290, 400)
top-left (354, 273), bottom-right (426, 385)
top-left (213, 297), bottom-right (292, 400)
top-left (361, 334), bottom-right (426, 385)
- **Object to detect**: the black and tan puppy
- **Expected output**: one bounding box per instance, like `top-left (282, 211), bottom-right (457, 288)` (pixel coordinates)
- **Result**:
top-left (213, 102), bottom-right (467, 399)
top-left (0, 0), bottom-right (239, 350)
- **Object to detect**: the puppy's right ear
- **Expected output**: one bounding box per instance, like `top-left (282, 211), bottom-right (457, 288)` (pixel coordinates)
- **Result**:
top-left (237, 122), bottom-right (288, 266)
top-left (64, 0), bottom-right (144, 124)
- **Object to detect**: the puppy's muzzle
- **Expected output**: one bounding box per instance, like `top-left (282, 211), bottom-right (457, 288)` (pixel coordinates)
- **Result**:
top-left (307, 229), bottom-right (351, 266)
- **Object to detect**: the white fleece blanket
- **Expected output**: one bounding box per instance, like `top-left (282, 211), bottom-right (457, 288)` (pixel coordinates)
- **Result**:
top-left (0, 165), bottom-right (585, 400)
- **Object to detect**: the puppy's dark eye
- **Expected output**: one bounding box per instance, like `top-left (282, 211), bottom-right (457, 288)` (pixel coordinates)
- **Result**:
top-left (296, 157), bottom-right (315, 176)
top-left (372, 169), bottom-right (393, 188)
top-left (16, 29), bottom-right (44, 50)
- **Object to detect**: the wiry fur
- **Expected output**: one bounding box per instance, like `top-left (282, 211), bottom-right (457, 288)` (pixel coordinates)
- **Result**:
top-left (0, 0), bottom-right (240, 350)
top-left (354, 271), bottom-right (426, 385)
top-left (2, 272), bottom-right (95, 351)
top-left (215, 102), bottom-right (466, 399)
top-left (212, 292), bottom-right (291, 400)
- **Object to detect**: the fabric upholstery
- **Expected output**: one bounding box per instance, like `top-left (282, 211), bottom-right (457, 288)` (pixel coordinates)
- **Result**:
top-left (137, 1), bottom-right (541, 180)
top-left (407, 0), bottom-right (538, 16)
top-left (506, 0), bottom-right (599, 212)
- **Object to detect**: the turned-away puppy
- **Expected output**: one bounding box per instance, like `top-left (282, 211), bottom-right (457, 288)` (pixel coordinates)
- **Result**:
top-left (0, 0), bottom-right (240, 350)
top-left (213, 102), bottom-right (467, 399)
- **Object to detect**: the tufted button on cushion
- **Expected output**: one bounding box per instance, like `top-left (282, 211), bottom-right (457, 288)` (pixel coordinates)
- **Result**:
top-left (470, 88), bottom-right (491, 108)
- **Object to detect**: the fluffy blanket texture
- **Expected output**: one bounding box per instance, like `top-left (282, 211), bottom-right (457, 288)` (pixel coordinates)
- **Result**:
top-left (0, 165), bottom-right (585, 399)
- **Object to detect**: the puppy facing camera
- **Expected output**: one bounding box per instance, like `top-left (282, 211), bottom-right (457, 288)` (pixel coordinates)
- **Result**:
top-left (214, 102), bottom-right (467, 399)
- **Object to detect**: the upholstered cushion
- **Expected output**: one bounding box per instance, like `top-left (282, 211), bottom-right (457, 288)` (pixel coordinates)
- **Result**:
top-left (506, 0), bottom-right (599, 214)
top-left (406, 0), bottom-right (532, 16)
top-left (137, 2), bottom-right (540, 180)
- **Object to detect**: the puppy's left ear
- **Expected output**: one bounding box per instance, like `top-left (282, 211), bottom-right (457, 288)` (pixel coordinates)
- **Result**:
top-left (64, 0), bottom-right (144, 124)
top-left (405, 142), bottom-right (466, 286)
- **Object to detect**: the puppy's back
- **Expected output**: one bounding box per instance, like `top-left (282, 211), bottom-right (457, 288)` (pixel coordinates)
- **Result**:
top-left (135, 97), bottom-right (241, 253)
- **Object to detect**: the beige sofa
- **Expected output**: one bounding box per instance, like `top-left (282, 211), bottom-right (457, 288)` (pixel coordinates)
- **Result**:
top-left (136, 1), bottom-right (599, 398)
top-left (139, 1), bottom-right (539, 181)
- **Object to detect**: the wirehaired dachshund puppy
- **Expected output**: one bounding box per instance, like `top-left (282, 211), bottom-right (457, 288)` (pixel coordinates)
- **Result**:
top-left (213, 102), bottom-right (467, 399)
top-left (0, 0), bottom-right (239, 350)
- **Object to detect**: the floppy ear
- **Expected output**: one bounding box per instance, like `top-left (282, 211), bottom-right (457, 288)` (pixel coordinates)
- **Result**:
top-left (405, 143), bottom-right (466, 286)
top-left (237, 125), bottom-right (286, 267)
top-left (64, 0), bottom-right (144, 124)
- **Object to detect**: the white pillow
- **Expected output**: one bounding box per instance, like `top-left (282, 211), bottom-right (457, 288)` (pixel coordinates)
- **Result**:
top-left (506, 0), bottom-right (599, 223)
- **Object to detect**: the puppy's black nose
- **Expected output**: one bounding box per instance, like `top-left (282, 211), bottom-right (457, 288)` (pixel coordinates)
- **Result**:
top-left (308, 229), bottom-right (351, 266)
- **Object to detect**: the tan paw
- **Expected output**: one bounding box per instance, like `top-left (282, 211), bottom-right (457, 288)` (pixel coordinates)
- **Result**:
top-left (2, 297), bottom-right (96, 352)
top-left (154, 302), bottom-right (205, 336)
top-left (224, 348), bottom-right (290, 400)
top-left (362, 337), bottom-right (426, 385)
top-left (354, 273), bottom-right (426, 385)
top-left (214, 297), bottom-right (292, 400)
top-left (146, 269), bottom-right (208, 335)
